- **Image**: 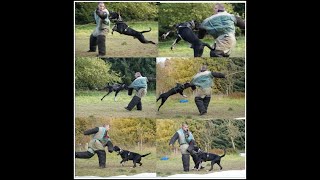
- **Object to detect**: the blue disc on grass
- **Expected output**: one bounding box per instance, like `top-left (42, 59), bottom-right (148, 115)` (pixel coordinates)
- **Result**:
top-left (179, 99), bottom-right (188, 103)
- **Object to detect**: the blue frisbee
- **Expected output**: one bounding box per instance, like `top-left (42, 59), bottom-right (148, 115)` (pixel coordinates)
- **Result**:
top-left (179, 99), bottom-right (188, 103)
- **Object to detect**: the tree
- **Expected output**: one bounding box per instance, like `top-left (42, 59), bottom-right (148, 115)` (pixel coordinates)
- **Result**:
top-left (75, 57), bottom-right (122, 90)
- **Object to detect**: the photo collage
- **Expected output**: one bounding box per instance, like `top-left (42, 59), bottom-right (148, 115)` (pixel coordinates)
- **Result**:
top-left (74, 1), bottom-right (246, 179)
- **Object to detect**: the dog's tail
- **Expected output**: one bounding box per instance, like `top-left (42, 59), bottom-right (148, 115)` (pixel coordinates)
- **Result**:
top-left (141, 152), bottom-right (151, 157)
top-left (140, 28), bottom-right (152, 34)
top-left (203, 42), bottom-right (216, 51)
top-left (220, 148), bottom-right (226, 158)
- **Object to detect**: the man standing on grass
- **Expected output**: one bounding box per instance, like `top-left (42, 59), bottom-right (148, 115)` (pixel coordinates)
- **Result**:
top-left (87, 2), bottom-right (110, 57)
top-left (190, 65), bottom-right (225, 115)
top-left (125, 72), bottom-right (148, 111)
top-left (75, 124), bottom-right (113, 168)
top-left (169, 123), bottom-right (194, 172)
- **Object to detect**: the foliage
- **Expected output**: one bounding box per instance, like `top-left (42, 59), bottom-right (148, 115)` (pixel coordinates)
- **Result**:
top-left (104, 58), bottom-right (157, 91)
top-left (75, 2), bottom-right (158, 24)
top-left (75, 57), bottom-right (122, 90)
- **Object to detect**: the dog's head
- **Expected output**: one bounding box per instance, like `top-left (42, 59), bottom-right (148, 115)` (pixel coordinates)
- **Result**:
top-left (109, 12), bottom-right (122, 22)
top-left (122, 84), bottom-right (129, 90)
top-left (183, 82), bottom-right (196, 90)
top-left (113, 145), bottom-right (121, 152)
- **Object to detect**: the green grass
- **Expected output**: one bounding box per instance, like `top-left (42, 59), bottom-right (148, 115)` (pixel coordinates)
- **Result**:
top-left (75, 90), bottom-right (157, 118)
top-left (76, 91), bottom-right (244, 119)
top-left (156, 95), bottom-right (245, 120)
top-left (156, 153), bottom-right (245, 177)
top-left (75, 21), bottom-right (158, 58)
top-left (158, 36), bottom-right (245, 57)
top-left (75, 91), bottom-right (244, 120)
top-left (75, 146), bottom-right (156, 177)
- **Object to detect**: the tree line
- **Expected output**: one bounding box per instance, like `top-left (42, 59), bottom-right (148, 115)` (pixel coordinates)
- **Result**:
top-left (75, 2), bottom-right (158, 24)
top-left (75, 57), bottom-right (156, 91)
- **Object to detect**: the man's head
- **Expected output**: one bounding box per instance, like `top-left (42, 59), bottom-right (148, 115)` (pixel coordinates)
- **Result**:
top-left (200, 65), bottom-right (207, 72)
top-left (214, 3), bottom-right (225, 14)
top-left (182, 123), bottom-right (189, 132)
top-left (135, 72), bottom-right (142, 78)
top-left (103, 124), bottom-right (110, 131)
top-left (98, 2), bottom-right (106, 11)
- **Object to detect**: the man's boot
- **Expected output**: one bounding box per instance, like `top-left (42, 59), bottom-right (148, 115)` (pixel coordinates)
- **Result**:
top-left (136, 100), bottom-right (142, 111)
top-left (182, 154), bottom-right (190, 172)
top-left (75, 151), bottom-right (94, 159)
top-left (125, 96), bottom-right (141, 111)
top-left (95, 150), bottom-right (106, 168)
top-left (97, 35), bottom-right (106, 56)
top-left (203, 96), bottom-right (211, 113)
top-left (88, 34), bottom-right (97, 52)
top-left (195, 97), bottom-right (206, 115)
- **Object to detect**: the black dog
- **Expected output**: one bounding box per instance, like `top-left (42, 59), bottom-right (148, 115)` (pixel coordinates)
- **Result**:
top-left (193, 147), bottom-right (226, 171)
top-left (156, 82), bottom-right (196, 111)
top-left (113, 146), bottom-right (151, 168)
top-left (109, 12), bottom-right (156, 45)
top-left (161, 20), bottom-right (215, 57)
top-left (100, 83), bottom-right (128, 101)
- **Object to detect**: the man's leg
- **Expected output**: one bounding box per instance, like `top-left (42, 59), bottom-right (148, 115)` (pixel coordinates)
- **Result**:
top-left (195, 97), bottom-right (206, 115)
top-left (88, 34), bottom-right (97, 52)
top-left (95, 150), bottom-right (106, 168)
top-left (180, 144), bottom-right (190, 172)
top-left (75, 151), bottom-right (94, 158)
top-left (125, 96), bottom-right (141, 111)
top-left (203, 95), bottom-right (211, 113)
top-left (97, 35), bottom-right (106, 56)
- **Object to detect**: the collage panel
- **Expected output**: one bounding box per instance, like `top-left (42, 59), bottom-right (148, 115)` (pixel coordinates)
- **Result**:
top-left (75, 2), bottom-right (158, 58)
top-left (158, 2), bottom-right (245, 58)
top-left (75, 57), bottom-right (156, 119)
top-left (75, 117), bottom-right (156, 177)
top-left (156, 118), bottom-right (245, 178)
top-left (156, 57), bottom-right (245, 120)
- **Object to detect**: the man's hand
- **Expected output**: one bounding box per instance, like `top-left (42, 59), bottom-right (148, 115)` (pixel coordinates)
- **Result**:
top-left (182, 94), bottom-right (187, 98)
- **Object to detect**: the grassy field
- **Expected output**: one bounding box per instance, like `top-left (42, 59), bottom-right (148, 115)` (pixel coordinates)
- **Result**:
top-left (75, 90), bottom-right (157, 118)
top-left (75, 146), bottom-right (156, 177)
top-left (156, 153), bottom-right (245, 177)
top-left (75, 91), bottom-right (244, 120)
top-left (156, 95), bottom-right (245, 120)
top-left (75, 21), bottom-right (158, 58)
top-left (158, 36), bottom-right (245, 58)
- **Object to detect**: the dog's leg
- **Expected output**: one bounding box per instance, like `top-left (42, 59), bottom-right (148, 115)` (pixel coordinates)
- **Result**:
top-left (171, 36), bottom-right (181, 50)
top-left (114, 91), bottom-right (120, 102)
top-left (101, 91), bottom-right (112, 101)
top-left (208, 161), bottom-right (214, 171)
top-left (132, 161), bottom-right (137, 168)
top-left (217, 160), bottom-right (222, 170)
top-left (158, 98), bottom-right (167, 111)
top-left (161, 31), bottom-right (171, 39)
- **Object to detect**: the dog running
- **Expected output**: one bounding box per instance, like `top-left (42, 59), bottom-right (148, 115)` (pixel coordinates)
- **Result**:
top-left (113, 145), bottom-right (151, 168)
top-left (100, 83), bottom-right (128, 101)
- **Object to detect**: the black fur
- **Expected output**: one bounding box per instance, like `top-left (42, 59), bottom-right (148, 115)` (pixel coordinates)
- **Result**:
top-left (156, 82), bottom-right (196, 111)
top-left (109, 12), bottom-right (156, 45)
top-left (162, 20), bottom-right (215, 57)
top-left (193, 147), bottom-right (226, 171)
top-left (100, 83), bottom-right (128, 101)
top-left (113, 146), bottom-right (151, 168)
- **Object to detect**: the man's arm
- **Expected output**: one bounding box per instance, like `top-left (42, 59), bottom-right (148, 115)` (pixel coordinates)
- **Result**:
top-left (169, 132), bottom-right (179, 145)
top-left (211, 72), bottom-right (225, 78)
top-left (234, 16), bottom-right (245, 29)
top-left (84, 127), bottom-right (99, 135)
